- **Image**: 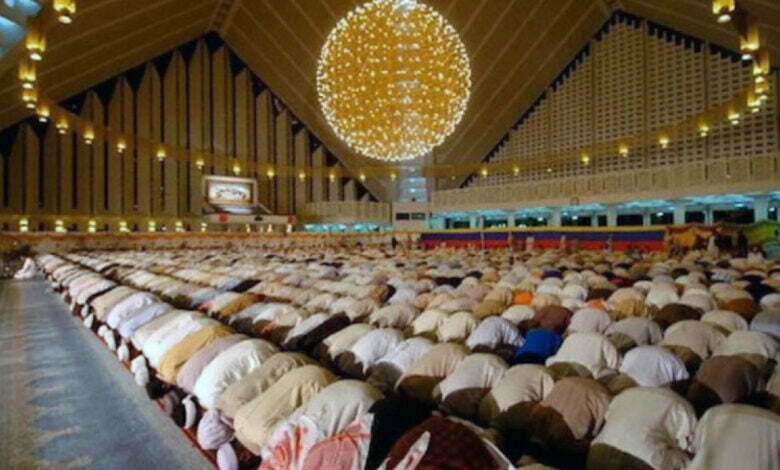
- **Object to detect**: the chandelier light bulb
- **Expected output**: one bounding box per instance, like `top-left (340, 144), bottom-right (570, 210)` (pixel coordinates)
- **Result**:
top-left (317, 0), bottom-right (471, 161)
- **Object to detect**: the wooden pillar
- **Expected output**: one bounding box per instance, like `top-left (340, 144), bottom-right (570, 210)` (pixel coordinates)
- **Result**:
top-left (294, 129), bottom-right (310, 214)
top-left (255, 90), bottom-right (273, 209)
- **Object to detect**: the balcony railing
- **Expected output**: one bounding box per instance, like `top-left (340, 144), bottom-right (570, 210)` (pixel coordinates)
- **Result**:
top-left (432, 155), bottom-right (780, 212)
top-left (301, 201), bottom-right (392, 225)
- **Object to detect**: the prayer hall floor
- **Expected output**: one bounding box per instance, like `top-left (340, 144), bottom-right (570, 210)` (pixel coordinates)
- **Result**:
top-left (0, 279), bottom-right (213, 470)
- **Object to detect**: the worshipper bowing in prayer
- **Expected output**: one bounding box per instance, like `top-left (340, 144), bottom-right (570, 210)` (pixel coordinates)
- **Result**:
top-left (587, 387), bottom-right (697, 470)
top-left (527, 377), bottom-right (612, 468)
top-left (685, 355), bottom-right (765, 416)
top-left (434, 353), bottom-right (508, 419)
top-left (510, 328), bottom-right (563, 365)
top-left (687, 404), bottom-right (780, 470)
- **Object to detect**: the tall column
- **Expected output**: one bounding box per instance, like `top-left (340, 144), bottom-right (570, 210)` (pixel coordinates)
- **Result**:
top-left (753, 195), bottom-right (769, 221)
top-left (704, 206), bottom-right (714, 225)
top-left (606, 205), bottom-right (618, 227)
top-left (673, 202), bottom-right (686, 225)
top-left (469, 215), bottom-right (480, 229)
top-left (550, 208), bottom-right (562, 227)
top-left (591, 214), bottom-right (599, 226)
top-left (642, 212), bottom-right (651, 226)
top-left (311, 147), bottom-right (326, 202)
top-left (507, 214), bottom-right (516, 227)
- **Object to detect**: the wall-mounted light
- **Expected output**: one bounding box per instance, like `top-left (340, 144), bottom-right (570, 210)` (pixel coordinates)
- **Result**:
top-left (156, 148), bottom-right (166, 162)
top-left (56, 118), bottom-right (69, 135)
top-left (55, 219), bottom-right (66, 233)
top-left (266, 168), bottom-right (276, 179)
top-left (658, 136), bottom-right (670, 149)
top-left (712, 0), bottom-right (735, 24)
top-left (618, 145), bottom-right (629, 157)
top-left (83, 128), bottom-right (95, 145)
top-left (22, 88), bottom-right (37, 109)
top-left (18, 60), bottom-right (36, 90)
top-left (116, 138), bottom-right (127, 153)
top-left (53, 0), bottom-right (76, 24)
top-left (698, 123), bottom-right (709, 137)
top-left (728, 111), bottom-right (740, 125)
top-left (740, 19), bottom-right (760, 60)
top-left (36, 104), bottom-right (50, 122)
top-left (25, 27), bottom-right (46, 61)
top-left (195, 158), bottom-right (205, 170)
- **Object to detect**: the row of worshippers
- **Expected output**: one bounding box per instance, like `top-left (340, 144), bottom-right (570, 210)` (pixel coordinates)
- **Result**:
top-left (34, 244), bottom-right (780, 470)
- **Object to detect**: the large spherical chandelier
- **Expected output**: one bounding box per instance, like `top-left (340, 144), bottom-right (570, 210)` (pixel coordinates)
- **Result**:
top-left (317, 0), bottom-right (471, 162)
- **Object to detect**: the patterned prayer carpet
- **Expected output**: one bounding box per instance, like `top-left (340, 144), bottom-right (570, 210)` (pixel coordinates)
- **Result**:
top-left (0, 279), bottom-right (213, 470)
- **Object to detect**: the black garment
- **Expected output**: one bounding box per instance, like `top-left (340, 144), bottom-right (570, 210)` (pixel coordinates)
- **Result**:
top-left (294, 314), bottom-right (351, 355)
top-left (364, 398), bottom-right (434, 470)
top-left (231, 279), bottom-right (259, 293)
top-left (738, 232), bottom-right (749, 257)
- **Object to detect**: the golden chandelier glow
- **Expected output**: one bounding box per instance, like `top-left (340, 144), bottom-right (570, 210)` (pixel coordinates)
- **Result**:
top-left (317, 0), bottom-right (471, 162)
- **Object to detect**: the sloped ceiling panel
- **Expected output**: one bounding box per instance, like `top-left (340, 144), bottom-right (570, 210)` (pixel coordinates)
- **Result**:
top-left (0, 0), bottom-right (778, 201)
top-left (0, 0), bottom-right (214, 130)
